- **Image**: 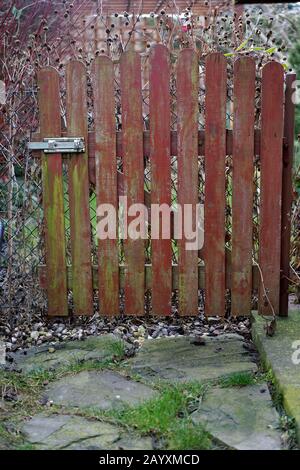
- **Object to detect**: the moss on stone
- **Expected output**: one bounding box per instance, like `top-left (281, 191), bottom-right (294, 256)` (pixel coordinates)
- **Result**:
top-left (252, 309), bottom-right (300, 445)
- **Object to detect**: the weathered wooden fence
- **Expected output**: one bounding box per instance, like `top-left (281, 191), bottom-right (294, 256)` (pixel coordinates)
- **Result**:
top-left (32, 46), bottom-right (295, 318)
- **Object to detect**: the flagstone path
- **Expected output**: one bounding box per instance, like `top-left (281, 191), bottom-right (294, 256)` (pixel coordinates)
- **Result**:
top-left (0, 333), bottom-right (286, 450)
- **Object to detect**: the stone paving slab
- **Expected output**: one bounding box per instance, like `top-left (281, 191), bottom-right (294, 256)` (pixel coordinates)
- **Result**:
top-left (252, 309), bottom-right (300, 445)
top-left (22, 414), bottom-right (153, 450)
top-left (192, 384), bottom-right (282, 450)
top-left (44, 370), bottom-right (156, 410)
top-left (129, 334), bottom-right (257, 382)
top-left (9, 335), bottom-right (123, 373)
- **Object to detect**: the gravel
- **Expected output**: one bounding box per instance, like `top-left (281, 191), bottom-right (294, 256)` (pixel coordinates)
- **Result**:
top-left (0, 310), bottom-right (252, 353)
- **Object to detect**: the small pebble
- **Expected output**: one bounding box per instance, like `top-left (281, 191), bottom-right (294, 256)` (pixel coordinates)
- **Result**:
top-left (30, 331), bottom-right (39, 340)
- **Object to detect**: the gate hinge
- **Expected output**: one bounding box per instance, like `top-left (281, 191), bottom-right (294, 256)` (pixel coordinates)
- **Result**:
top-left (28, 137), bottom-right (85, 153)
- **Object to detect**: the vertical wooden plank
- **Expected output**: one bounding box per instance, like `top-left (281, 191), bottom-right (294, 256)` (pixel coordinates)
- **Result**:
top-left (38, 67), bottom-right (68, 316)
top-left (204, 52), bottom-right (227, 317)
top-left (177, 48), bottom-right (199, 316)
top-left (259, 61), bottom-right (284, 316)
top-left (120, 51), bottom-right (145, 315)
top-left (66, 60), bottom-right (93, 315)
top-left (231, 57), bottom-right (255, 316)
top-left (93, 56), bottom-right (119, 316)
top-left (150, 45), bottom-right (172, 316)
top-left (280, 73), bottom-right (296, 317)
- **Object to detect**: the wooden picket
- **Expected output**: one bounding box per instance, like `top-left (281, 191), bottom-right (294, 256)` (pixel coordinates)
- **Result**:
top-left (120, 51), bottom-right (145, 316)
top-left (34, 47), bottom-right (292, 319)
top-left (93, 56), bottom-right (119, 316)
top-left (259, 62), bottom-right (284, 316)
top-left (66, 60), bottom-right (93, 316)
top-left (150, 45), bottom-right (172, 316)
top-left (38, 67), bottom-right (68, 316)
top-left (177, 49), bottom-right (199, 316)
top-left (204, 53), bottom-right (227, 317)
top-left (231, 57), bottom-right (256, 316)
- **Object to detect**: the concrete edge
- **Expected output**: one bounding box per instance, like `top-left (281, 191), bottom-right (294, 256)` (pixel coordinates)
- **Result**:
top-left (251, 312), bottom-right (300, 445)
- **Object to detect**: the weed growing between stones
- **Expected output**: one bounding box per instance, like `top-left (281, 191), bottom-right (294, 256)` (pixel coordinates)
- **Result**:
top-left (251, 367), bottom-right (298, 449)
top-left (218, 371), bottom-right (257, 388)
top-left (105, 338), bottom-right (127, 361)
top-left (279, 415), bottom-right (298, 450)
top-left (102, 382), bottom-right (212, 450)
top-left (168, 421), bottom-right (212, 451)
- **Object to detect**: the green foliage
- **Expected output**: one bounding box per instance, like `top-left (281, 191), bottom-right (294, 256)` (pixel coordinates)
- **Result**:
top-left (106, 382), bottom-right (212, 450)
top-left (168, 421), bottom-right (211, 450)
top-left (111, 386), bottom-right (187, 434)
top-left (15, 442), bottom-right (36, 450)
top-left (218, 372), bottom-right (256, 388)
top-left (105, 338), bottom-right (126, 360)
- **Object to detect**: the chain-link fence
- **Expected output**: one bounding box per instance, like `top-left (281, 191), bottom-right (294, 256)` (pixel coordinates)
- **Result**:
top-left (0, 93), bottom-right (46, 323)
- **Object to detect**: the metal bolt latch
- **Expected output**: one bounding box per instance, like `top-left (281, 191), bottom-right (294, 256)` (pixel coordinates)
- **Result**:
top-left (28, 137), bottom-right (85, 153)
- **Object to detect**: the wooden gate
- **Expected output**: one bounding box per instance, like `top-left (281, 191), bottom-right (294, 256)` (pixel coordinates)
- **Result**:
top-left (31, 47), bottom-right (295, 318)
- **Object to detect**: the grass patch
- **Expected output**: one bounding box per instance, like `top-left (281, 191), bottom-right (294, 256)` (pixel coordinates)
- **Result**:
top-left (218, 372), bottom-right (256, 388)
top-left (15, 442), bottom-right (36, 450)
top-left (168, 421), bottom-right (212, 450)
top-left (104, 382), bottom-right (212, 450)
top-left (105, 338), bottom-right (126, 361)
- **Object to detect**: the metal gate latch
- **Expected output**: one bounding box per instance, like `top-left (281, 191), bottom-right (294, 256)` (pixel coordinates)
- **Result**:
top-left (28, 137), bottom-right (85, 153)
